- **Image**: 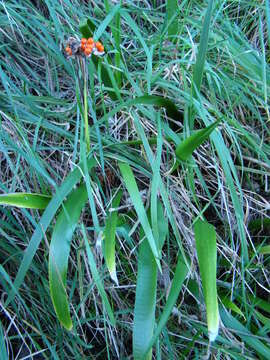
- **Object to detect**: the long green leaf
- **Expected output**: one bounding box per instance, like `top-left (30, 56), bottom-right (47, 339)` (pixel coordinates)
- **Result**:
top-left (144, 254), bottom-right (188, 356)
top-left (192, 0), bottom-right (214, 94)
top-left (49, 184), bottom-right (88, 330)
top-left (133, 236), bottom-right (157, 360)
top-left (194, 219), bottom-right (219, 342)
top-left (82, 224), bottom-right (116, 326)
top-left (189, 0), bottom-right (214, 129)
top-left (92, 95), bottom-right (182, 127)
top-left (0, 193), bottom-right (51, 209)
top-left (175, 120), bottom-right (220, 162)
top-left (118, 162), bottom-right (161, 271)
top-left (6, 158), bottom-right (96, 306)
top-left (133, 201), bottom-right (168, 359)
top-left (132, 95), bottom-right (182, 121)
top-left (0, 320), bottom-right (8, 360)
top-left (167, 0), bottom-right (179, 38)
top-left (104, 189), bottom-right (123, 284)
top-left (94, 4), bottom-right (121, 41)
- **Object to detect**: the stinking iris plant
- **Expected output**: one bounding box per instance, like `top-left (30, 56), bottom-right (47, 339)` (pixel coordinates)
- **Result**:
top-left (65, 36), bottom-right (105, 152)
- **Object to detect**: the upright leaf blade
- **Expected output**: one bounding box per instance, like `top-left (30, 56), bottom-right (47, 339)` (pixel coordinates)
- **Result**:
top-left (167, 0), bottom-right (179, 38)
top-left (194, 219), bottom-right (219, 342)
top-left (133, 201), bottom-right (168, 359)
top-left (189, 0), bottom-right (214, 129)
top-left (133, 236), bottom-right (157, 360)
top-left (49, 184), bottom-right (88, 330)
top-left (82, 225), bottom-right (116, 326)
top-left (144, 254), bottom-right (188, 356)
top-left (94, 4), bottom-right (121, 41)
top-left (192, 0), bottom-right (214, 94)
top-left (119, 162), bottom-right (161, 271)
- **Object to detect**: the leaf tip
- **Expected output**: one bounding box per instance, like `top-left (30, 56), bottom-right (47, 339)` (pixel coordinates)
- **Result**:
top-left (65, 322), bottom-right (73, 331)
top-left (208, 317), bottom-right (219, 342)
top-left (209, 327), bottom-right (218, 342)
top-left (110, 270), bottom-right (119, 286)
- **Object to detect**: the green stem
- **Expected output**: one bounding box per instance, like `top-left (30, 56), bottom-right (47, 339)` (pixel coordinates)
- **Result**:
top-left (84, 75), bottom-right (90, 153)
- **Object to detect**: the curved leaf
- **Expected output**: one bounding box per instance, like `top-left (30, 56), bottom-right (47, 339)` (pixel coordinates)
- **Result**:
top-left (194, 219), bottom-right (219, 342)
top-left (129, 95), bottom-right (182, 121)
top-left (221, 297), bottom-right (245, 320)
top-left (6, 157), bottom-right (97, 306)
top-left (0, 193), bottom-right (51, 209)
top-left (176, 120), bottom-right (221, 162)
top-left (49, 184), bottom-right (88, 330)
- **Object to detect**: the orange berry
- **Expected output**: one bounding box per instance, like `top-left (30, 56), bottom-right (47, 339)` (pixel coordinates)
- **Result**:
top-left (86, 44), bottom-right (94, 51)
top-left (84, 47), bottom-right (92, 56)
top-left (81, 44), bottom-right (86, 51)
top-left (87, 37), bottom-right (94, 45)
top-left (95, 41), bottom-right (102, 50)
top-left (81, 38), bottom-right (87, 44)
top-left (65, 46), bottom-right (72, 55)
top-left (98, 45), bottom-right (104, 52)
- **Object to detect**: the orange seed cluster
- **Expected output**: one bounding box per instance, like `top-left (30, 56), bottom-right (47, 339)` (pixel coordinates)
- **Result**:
top-left (65, 37), bottom-right (105, 58)
top-left (81, 37), bottom-right (104, 57)
top-left (65, 46), bottom-right (72, 56)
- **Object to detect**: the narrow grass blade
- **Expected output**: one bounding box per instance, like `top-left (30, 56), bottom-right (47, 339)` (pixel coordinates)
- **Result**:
top-left (167, 0), bottom-right (179, 38)
top-left (94, 4), bottom-right (121, 41)
top-left (119, 162), bottom-right (161, 271)
top-left (49, 184), bottom-right (88, 330)
top-left (6, 158), bottom-right (96, 306)
top-left (194, 219), bottom-right (219, 342)
top-left (189, 0), bottom-right (214, 129)
top-left (192, 0), bottom-right (214, 94)
top-left (0, 320), bottom-right (8, 360)
top-left (104, 189), bottom-right (123, 284)
top-left (0, 193), bottom-right (51, 209)
top-left (221, 297), bottom-right (245, 320)
top-left (258, 245), bottom-right (270, 255)
top-left (81, 224), bottom-right (115, 326)
top-left (220, 308), bottom-right (270, 358)
top-left (150, 114), bottom-right (162, 244)
top-left (252, 296), bottom-right (270, 314)
top-left (176, 120), bottom-right (220, 162)
top-left (266, 0), bottom-right (270, 46)
top-left (144, 254), bottom-right (188, 356)
top-left (133, 234), bottom-right (158, 360)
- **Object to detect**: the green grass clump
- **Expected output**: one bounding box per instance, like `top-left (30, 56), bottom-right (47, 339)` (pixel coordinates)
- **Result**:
top-left (0, 0), bottom-right (270, 359)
